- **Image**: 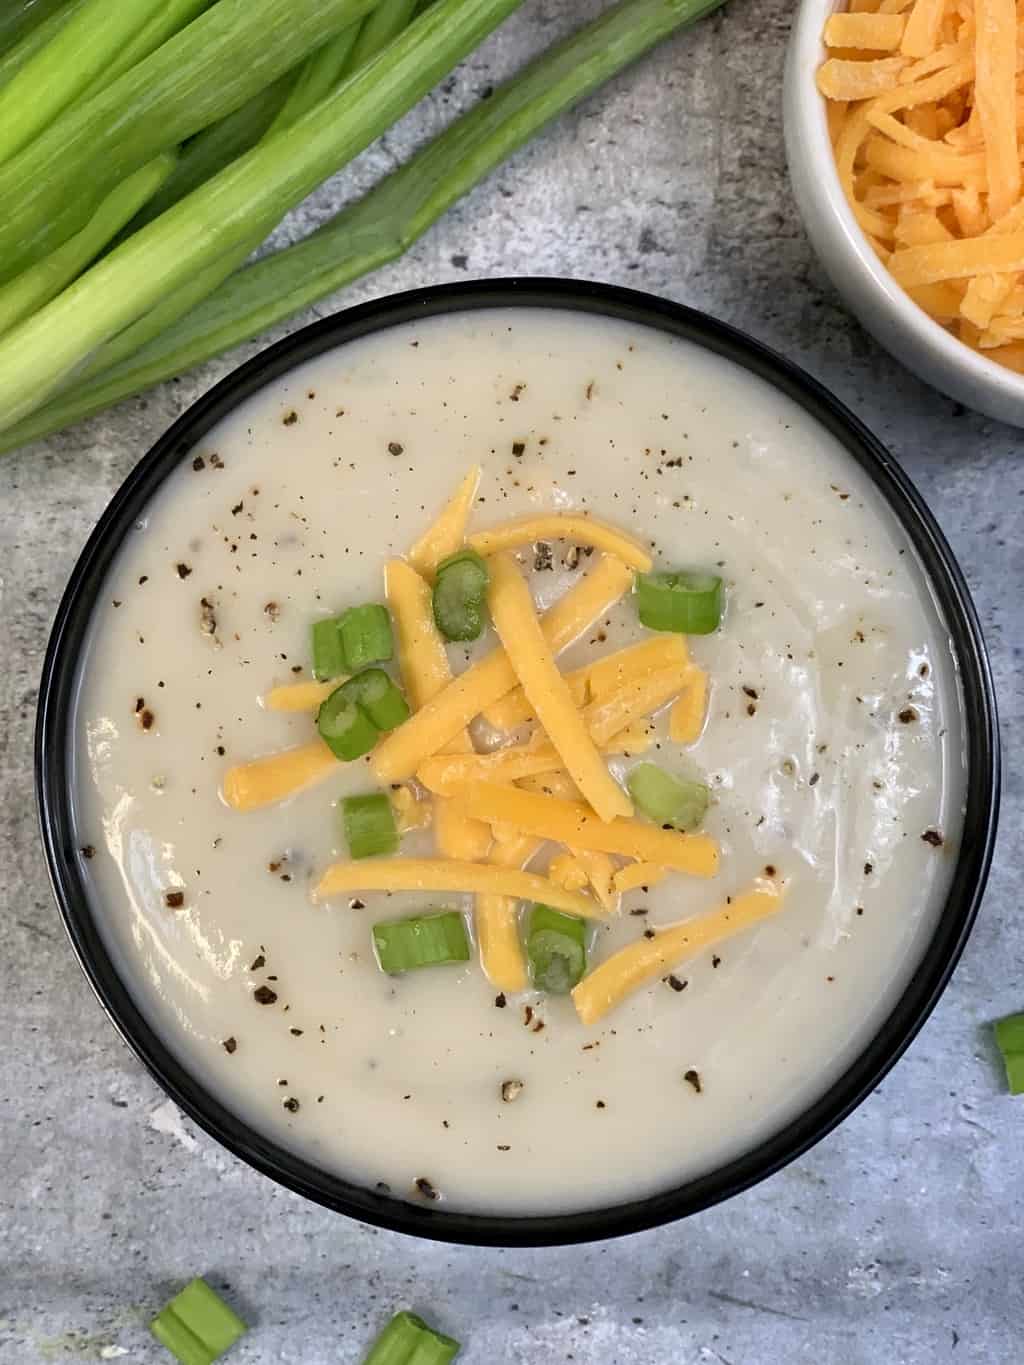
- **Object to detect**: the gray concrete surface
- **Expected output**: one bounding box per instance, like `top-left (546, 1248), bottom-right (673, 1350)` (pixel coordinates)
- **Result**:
top-left (1, 2), bottom-right (1022, 1361)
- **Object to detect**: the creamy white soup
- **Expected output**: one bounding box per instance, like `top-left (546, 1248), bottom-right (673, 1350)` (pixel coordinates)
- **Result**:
top-left (71, 309), bottom-right (965, 1214)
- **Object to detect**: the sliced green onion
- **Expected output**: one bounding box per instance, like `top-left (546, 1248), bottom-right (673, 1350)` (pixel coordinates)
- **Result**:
top-left (340, 668), bottom-right (410, 731)
top-left (312, 615), bottom-right (347, 681)
top-left (635, 570), bottom-right (722, 634)
top-left (527, 903), bottom-right (586, 994)
top-left (150, 1277), bottom-right (247, 1365)
top-left (626, 763), bottom-right (709, 831)
top-left (343, 792), bottom-right (399, 860)
top-left (433, 549), bottom-right (489, 642)
top-left (373, 911), bottom-right (470, 974)
top-left (340, 603), bottom-right (394, 670)
top-left (995, 1013), bottom-right (1024, 1095)
top-left (317, 689), bottom-right (379, 761)
top-left (363, 1310), bottom-right (461, 1364)
top-left (0, 0), bottom-right (727, 453)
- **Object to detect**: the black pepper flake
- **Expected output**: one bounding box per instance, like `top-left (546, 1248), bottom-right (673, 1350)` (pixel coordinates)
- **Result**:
top-left (533, 541), bottom-right (553, 572)
top-left (898, 706), bottom-right (919, 724)
top-left (289, 1027), bottom-right (304, 1036)
top-left (742, 686), bottom-right (759, 699)
top-left (711, 955), bottom-right (721, 968)
top-left (282, 410), bottom-right (298, 426)
top-left (138, 575), bottom-right (148, 585)
top-left (585, 380), bottom-right (595, 400)
top-left (250, 954), bottom-right (266, 970)
top-left (253, 984), bottom-right (278, 1005)
top-left (494, 993), bottom-right (507, 1008)
top-left (387, 441), bottom-right (404, 456)
top-left (222, 1037), bottom-right (237, 1054)
top-left (523, 1005), bottom-right (534, 1027)
top-left (209, 453), bottom-right (224, 469)
top-left (230, 501), bottom-right (243, 516)
top-left (349, 898), bottom-right (365, 910)
top-left (595, 1100), bottom-right (606, 1109)
top-left (80, 844), bottom-right (96, 859)
top-left (629, 907), bottom-right (649, 916)
top-left (415, 1177), bottom-right (438, 1200)
top-left (264, 601), bottom-right (280, 620)
top-left (282, 1097), bottom-right (299, 1113)
top-left (643, 929), bottom-right (656, 940)
top-left (809, 772), bottom-right (820, 787)
top-left (683, 1069), bottom-right (702, 1093)
top-left (192, 455), bottom-right (205, 471)
top-left (512, 440), bottom-right (525, 457)
top-left (134, 697), bottom-right (145, 713)
top-left (509, 383), bottom-right (525, 401)
top-left (176, 562), bottom-right (192, 579)
top-left (864, 861), bottom-right (874, 875)
top-left (764, 865), bottom-right (776, 878)
top-left (164, 890), bottom-right (184, 909)
top-left (497, 1144), bottom-right (511, 1151)
top-left (922, 828), bottom-right (944, 847)
top-left (747, 703), bottom-right (757, 717)
top-left (665, 974), bottom-right (687, 993)
top-left (139, 709), bottom-right (155, 731)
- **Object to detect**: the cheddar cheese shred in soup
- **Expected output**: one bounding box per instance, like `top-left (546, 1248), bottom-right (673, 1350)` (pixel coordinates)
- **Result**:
top-left (73, 310), bottom-right (965, 1213)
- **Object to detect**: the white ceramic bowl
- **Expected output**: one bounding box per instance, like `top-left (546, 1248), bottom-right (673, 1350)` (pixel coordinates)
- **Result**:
top-left (784, 0), bottom-right (1024, 427)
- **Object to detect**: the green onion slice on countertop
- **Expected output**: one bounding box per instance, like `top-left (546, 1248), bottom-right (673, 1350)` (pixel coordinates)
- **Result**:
top-left (626, 763), bottom-right (709, 831)
top-left (995, 1012), bottom-right (1024, 1095)
top-left (343, 792), bottom-right (399, 860)
top-left (432, 548), bottom-right (489, 642)
top-left (149, 1277), bottom-right (247, 1365)
top-left (363, 1310), bottom-right (461, 1364)
top-left (635, 570), bottom-right (722, 634)
top-left (340, 668), bottom-right (411, 731)
top-left (317, 689), bottom-right (379, 761)
top-left (373, 911), bottom-right (470, 974)
top-left (527, 903), bottom-right (586, 994)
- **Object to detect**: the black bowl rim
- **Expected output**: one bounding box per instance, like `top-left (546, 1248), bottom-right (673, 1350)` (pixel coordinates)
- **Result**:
top-left (36, 277), bottom-right (1000, 1247)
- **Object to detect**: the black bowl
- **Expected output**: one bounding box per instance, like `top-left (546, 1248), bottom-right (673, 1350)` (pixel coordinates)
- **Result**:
top-left (37, 279), bottom-right (1000, 1246)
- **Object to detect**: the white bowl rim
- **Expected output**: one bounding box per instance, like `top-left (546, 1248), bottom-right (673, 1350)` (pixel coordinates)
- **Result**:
top-left (788, 0), bottom-right (1024, 407)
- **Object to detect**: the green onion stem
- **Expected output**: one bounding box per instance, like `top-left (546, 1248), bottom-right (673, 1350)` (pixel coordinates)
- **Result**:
top-left (115, 77), bottom-right (296, 244)
top-left (264, 24), bottom-right (363, 141)
top-left (0, 0), bottom-right (726, 454)
top-left (0, 0), bottom-right (381, 283)
top-left (343, 792), bottom-right (400, 860)
top-left (995, 1013), bottom-right (1024, 1095)
top-left (150, 1278), bottom-right (247, 1365)
top-left (0, 153), bottom-right (177, 339)
top-left (0, 0), bottom-right (170, 165)
top-left (0, 0), bottom-right (88, 91)
top-left (363, 1311), bottom-right (461, 1364)
top-left (79, 3), bottom-right (412, 375)
top-left (0, 0), bottom-right (72, 53)
top-left (373, 913), bottom-right (471, 974)
top-left (0, 0), bottom-right (524, 430)
top-left (347, 0), bottom-right (420, 74)
top-left (75, 0), bottom-right (215, 106)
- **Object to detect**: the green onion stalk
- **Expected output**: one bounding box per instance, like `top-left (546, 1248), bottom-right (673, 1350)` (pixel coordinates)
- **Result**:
top-left (0, 0), bottom-right (383, 281)
top-left (0, 0), bottom-right (727, 453)
top-left (0, 0), bottom-right (526, 429)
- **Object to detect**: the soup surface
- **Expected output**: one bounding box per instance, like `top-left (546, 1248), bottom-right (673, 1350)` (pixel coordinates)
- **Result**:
top-left (72, 308), bottom-right (965, 1214)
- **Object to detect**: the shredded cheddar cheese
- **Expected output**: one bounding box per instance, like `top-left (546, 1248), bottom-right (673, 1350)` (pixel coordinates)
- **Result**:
top-left (444, 783), bottom-right (719, 877)
top-left (222, 739), bottom-right (337, 811)
top-left (371, 555), bottom-right (633, 782)
top-left (487, 553), bottom-right (633, 822)
top-left (475, 832), bottom-right (540, 993)
top-left (572, 881), bottom-right (785, 1025)
top-left (263, 678), bottom-right (342, 712)
top-left (407, 465), bottom-right (480, 577)
top-left (613, 862), bottom-right (670, 893)
top-left (313, 857), bottom-right (607, 918)
top-left (818, 1), bottom-right (1024, 370)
